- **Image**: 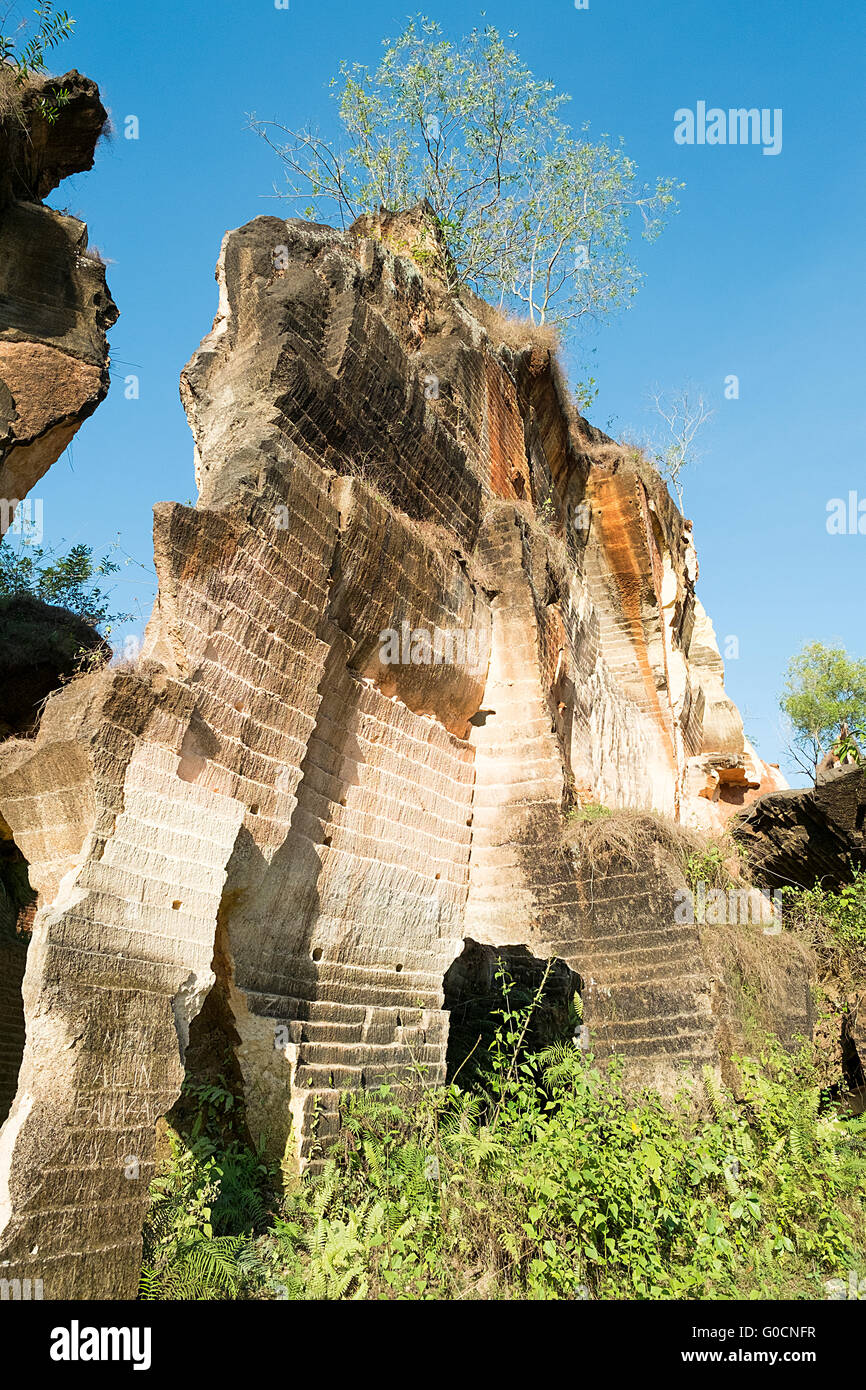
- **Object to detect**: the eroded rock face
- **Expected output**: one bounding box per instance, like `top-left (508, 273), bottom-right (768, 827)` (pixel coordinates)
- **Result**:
top-left (735, 767), bottom-right (866, 891)
top-left (0, 668), bottom-right (244, 1296)
top-left (0, 70), bottom-right (116, 531)
top-left (0, 205), bottom-right (790, 1296)
top-left (0, 594), bottom-right (108, 738)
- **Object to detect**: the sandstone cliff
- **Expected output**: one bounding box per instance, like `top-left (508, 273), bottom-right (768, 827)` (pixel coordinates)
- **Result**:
top-left (0, 70), bottom-right (116, 531)
top-left (0, 202), bottom-right (799, 1298)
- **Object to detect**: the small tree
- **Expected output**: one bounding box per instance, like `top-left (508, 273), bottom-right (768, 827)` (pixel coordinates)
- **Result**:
top-left (781, 641), bottom-right (866, 783)
top-left (647, 384), bottom-right (713, 509)
top-left (0, 534), bottom-right (134, 630)
top-left (251, 17), bottom-right (679, 328)
top-left (0, 3), bottom-right (75, 123)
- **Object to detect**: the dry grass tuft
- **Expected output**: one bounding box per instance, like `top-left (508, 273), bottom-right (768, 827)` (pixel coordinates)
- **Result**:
top-left (0, 62), bottom-right (26, 123)
top-left (346, 464), bottom-right (491, 590)
top-left (565, 805), bottom-right (817, 1065)
top-left (468, 296), bottom-right (560, 356)
top-left (564, 804), bottom-right (706, 878)
top-left (700, 921), bottom-right (816, 1071)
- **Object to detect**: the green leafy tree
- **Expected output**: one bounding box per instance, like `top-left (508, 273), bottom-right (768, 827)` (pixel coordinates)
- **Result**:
top-left (0, 3), bottom-right (75, 123)
top-left (781, 641), bottom-right (866, 782)
top-left (251, 17), bottom-right (679, 328)
top-left (0, 535), bottom-right (133, 630)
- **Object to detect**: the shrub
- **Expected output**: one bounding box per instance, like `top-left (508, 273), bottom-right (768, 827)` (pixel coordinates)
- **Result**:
top-left (141, 966), bottom-right (866, 1300)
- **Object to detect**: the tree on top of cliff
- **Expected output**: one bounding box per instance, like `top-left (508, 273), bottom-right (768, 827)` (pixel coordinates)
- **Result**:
top-left (781, 641), bottom-right (866, 783)
top-left (251, 17), bottom-right (680, 328)
top-left (647, 385), bottom-right (714, 509)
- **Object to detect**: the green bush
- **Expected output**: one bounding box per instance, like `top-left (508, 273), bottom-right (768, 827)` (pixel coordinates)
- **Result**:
top-left (140, 974), bottom-right (866, 1301)
top-left (0, 539), bottom-right (133, 631)
top-left (0, 3), bottom-right (75, 124)
top-left (782, 867), bottom-right (866, 952)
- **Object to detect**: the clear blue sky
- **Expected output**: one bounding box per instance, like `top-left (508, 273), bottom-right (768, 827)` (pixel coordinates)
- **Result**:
top-left (16, 0), bottom-right (866, 781)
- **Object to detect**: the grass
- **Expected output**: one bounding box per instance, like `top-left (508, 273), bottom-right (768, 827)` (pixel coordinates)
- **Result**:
top-left (463, 292), bottom-right (560, 356)
top-left (0, 62), bottom-right (26, 123)
top-left (564, 803), bottom-right (712, 877)
top-left (484, 494), bottom-right (573, 590)
top-left (140, 960), bottom-right (866, 1301)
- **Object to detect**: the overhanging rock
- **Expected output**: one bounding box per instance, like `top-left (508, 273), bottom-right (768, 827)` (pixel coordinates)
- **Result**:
top-left (735, 767), bottom-right (866, 891)
top-left (0, 70), bottom-right (116, 533)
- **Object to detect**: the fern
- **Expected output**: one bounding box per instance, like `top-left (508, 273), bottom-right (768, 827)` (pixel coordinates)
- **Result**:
top-left (788, 1089), bottom-right (819, 1165)
top-left (539, 1040), bottom-right (583, 1086)
top-left (703, 1066), bottom-right (733, 1124)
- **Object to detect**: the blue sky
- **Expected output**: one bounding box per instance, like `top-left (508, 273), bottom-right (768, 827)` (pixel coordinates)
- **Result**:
top-left (11, 0), bottom-right (865, 780)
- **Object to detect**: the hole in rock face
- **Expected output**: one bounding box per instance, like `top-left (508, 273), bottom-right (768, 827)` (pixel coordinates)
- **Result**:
top-left (0, 832), bottom-right (37, 1126)
top-left (395, 963), bottom-right (403, 973)
top-left (311, 947), bottom-right (323, 962)
top-left (443, 939), bottom-right (582, 1084)
top-left (544, 569), bottom-right (562, 607)
top-left (177, 710), bottom-right (220, 785)
top-left (469, 708), bottom-right (495, 728)
top-left (718, 783), bottom-right (747, 807)
top-left (172, 900), bottom-right (182, 911)
top-left (249, 804), bottom-right (260, 816)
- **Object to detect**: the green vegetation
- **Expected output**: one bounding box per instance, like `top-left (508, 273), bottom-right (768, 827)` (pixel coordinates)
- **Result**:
top-left (141, 964), bottom-right (866, 1302)
top-left (566, 801), bottom-right (611, 824)
top-left (684, 842), bottom-right (730, 893)
top-left (0, 536), bottom-right (134, 630)
top-left (0, 3), bottom-right (75, 123)
top-left (252, 17), bottom-right (679, 328)
top-left (781, 641), bottom-right (866, 782)
top-left (783, 868), bottom-right (866, 954)
top-left (782, 866), bottom-right (866, 993)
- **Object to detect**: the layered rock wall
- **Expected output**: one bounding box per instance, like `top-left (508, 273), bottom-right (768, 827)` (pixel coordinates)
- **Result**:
top-left (0, 204), bottom-right (792, 1296)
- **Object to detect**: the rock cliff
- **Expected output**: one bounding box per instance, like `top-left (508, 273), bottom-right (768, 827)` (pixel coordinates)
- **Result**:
top-left (0, 199), bottom-right (796, 1297)
top-left (0, 70), bottom-right (116, 532)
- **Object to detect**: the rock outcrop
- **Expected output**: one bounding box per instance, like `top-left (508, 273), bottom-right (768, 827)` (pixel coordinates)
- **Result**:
top-left (0, 70), bottom-right (116, 533)
top-left (735, 766), bottom-right (866, 891)
top-left (0, 593), bottom-right (108, 738)
top-left (0, 204), bottom-right (793, 1297)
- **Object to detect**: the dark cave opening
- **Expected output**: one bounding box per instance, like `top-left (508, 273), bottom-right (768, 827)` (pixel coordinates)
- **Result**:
top-left (443, 938), bottom-right (582, 1083)
top-left (0, 831), bottom-right (37, 1126)
top-left (162, 916), bottom-right (252, 1155)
